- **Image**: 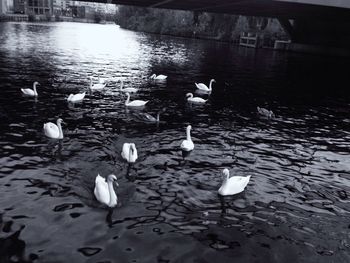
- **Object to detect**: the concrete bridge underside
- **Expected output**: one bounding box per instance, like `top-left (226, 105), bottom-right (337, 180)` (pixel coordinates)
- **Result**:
top-left (100, 0), bottom-right (350, 55)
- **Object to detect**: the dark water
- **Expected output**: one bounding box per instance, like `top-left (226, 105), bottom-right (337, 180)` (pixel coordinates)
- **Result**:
top-left (0, 21), bottom-right (350, 263)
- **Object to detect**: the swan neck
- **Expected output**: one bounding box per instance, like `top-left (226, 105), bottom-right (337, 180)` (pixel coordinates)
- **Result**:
top-left (90, 78), bottom-right (92, 88)
top-left (57, 122), bottom-right (64, 139)
top-left (107, 180), bottom-right (117, 207)
top-left (209, 80), bottom-right (213, 90)
top-left (120, 80), bottom-right (123, 90)
top-left (125, 94), bottom-right (130, 105)
top-left (33, 83), bottom-right (38, 95)
top-left (186, 128), bottom-right (191, 141)
top-left (156, 113), bottom-right (160, 122)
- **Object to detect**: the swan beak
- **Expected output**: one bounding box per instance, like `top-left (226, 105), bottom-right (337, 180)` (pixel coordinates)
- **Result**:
top-left (115, 182), bottom-right (119, 187)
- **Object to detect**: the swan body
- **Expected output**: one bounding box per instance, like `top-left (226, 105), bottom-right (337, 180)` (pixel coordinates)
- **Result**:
top-left (195, 79), bottom-right (215, 92)
top-left (218, 169), bottom-right (251, 196)
top-left (21, 81), bottom-right (39, 97)
top-left (94, 174), bottom-right (118, 207)
top-left (180, 125), bottom-right (194, 151)
top-left (67, 92), bottom-right (86, 103)
top-left (121, 143), bottom-right (138, 163)
top-left (89, 77), bottom-right (106, 90)
top-left (186, 93), bottom-right (207, 104)
top-left (43, 118), bottom-right (64, 139)
top-left (150, 74), bottom-right (167, 80)
top-left (257, 107), bottom-right (275, 119)
top-left (119, 80), bottom-right (138, 93)
top-left (125, 92), bottom-right (148, 107)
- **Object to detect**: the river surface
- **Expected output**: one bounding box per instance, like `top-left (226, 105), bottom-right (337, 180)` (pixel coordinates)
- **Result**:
top-left (0, 22), bottom-right (350, 263)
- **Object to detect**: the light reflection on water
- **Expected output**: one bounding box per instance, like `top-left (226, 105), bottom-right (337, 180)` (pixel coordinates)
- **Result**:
top-left (0, 21), bottom-right (350, 263)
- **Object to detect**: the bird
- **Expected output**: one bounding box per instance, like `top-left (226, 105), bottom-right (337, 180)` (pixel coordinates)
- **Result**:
top-left (180, 125), bottom-right (194, 152)
top-left (135, 108), bottom-right (165, 123)
top-left (257, 106), bottom-right (275, 119)
top-left (98, 76), bottom-right (108, 84)
top-left (218, 169), bottom-right (251, 196)
top-left (125, 92), bottom-right (148, 107)
top-left (121, 143), bottom-right (138, 163)
top-left (67, 92), bottom-right (86, 103)
top-left (43, 118), bottom-right (65, 139)
top-left (94, 174), bottom-right (118, 208)
top-left (195, 79), bottom-right (216, 92)
top-left (89, 76), bottom-right (106, 90)
top-left (186, 93), bottom-right (207, 104)
top-left (21, 81), bottom-right (39, 97)
top-left (150, 74), bottom-right (167, 80)
top-left (119, 79), bottom-right (138, 93)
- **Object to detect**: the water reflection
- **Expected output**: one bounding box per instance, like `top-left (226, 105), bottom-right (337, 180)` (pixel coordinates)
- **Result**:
top-left (0, 21), bottom-right (350, 263)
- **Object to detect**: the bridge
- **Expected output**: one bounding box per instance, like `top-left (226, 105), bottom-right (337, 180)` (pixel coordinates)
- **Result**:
top-left (107, 0), bottom-right (350, 55)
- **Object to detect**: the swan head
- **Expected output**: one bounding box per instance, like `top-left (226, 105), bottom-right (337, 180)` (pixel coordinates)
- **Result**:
top-left (150, 74), bottom-right (156, 79)
top-left (211, 79), bottom-right (216, 83)
top-left (187, 125), bottom-right (192, 131)
top-left (107, 174), bottom-right (119, 186)
top-left (186, 93), bottom-right (193, 98)
top-left (222, 168), bottom-right (230, 179)
top-left (34, 81), bottom-right (40, 86)
top-left (57, 118), bottom-right (64, 124)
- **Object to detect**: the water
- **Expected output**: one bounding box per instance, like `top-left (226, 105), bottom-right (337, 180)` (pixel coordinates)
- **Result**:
top-left (0, 21), bottom-right (350, 263)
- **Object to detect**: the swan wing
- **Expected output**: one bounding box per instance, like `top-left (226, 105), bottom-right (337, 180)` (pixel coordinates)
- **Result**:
top-left (219, 175), bottom-right (251, 196)
top-left (127, 100), bottom-right (148, 107)
top-left (94, 175), bottom-right (109, 205)
top-left (21, 88), bottom-right (35, 96)
top-left (195, 83), bottom-right (209, 91)
top-left (91, 83), bottom-right (105, 90)
top-left (156, 75), bottom-right (167, 80)
top-left (181, 140), bottom-right (194, 151)
top-left (121, 143), bottom-right (130, 161)
top-left (190, 97), bottom-right (207, 103)
top-left (72, 92), bottom-right (86, 102)
top-left (43, 122), bottom-right (60, 138)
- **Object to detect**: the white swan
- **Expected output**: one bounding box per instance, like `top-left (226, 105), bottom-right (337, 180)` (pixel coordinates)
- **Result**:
top-left (43, 118), bottom-right (64, 139)
top-left (121, 143), bottom-right (138, 163)
top-left (67, 92), bottom-right (86, 103)
top-left (195, 79), bottom-right (215, 92)
top-left (218, 169), bottom-right (251, 196)
top-left (119, 80), bottom-right (138, 93)
top-left (98, 76), bottom-right (108, 84)
top-left (21, 81), bottom-right (39, 97)
top-left (94, 174), bottom-right (118, 208)
top-left (125, 92), bottom-right (148, 107)
top-left (257, 107), bottom-right (275, 119)
top-left (89, 76), bottom-right (106, 90)
top-left (180, 125), bottom-right (194, 151)
top-left (150, 74), bottom-right (167, 80)
top-left (186, 93), bottom-right (207, 104)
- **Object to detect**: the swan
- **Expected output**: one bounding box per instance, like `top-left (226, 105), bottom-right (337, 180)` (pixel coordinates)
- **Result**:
top-left (186, 93), bottom-right (207, 104)
top-left (21, 81), bottom-right (39, 97)
top-left (257, 107), bottom-right (275, 119)
top-left (43, 118), bottom-right (64, 139)
top-left (150, 74), bottom-right (167, 80)
top-left (67, 92), bottom-right (86, 103)
top-left (180, 125), bottom-right (194, 151)
top-left (125, 92), bottom-right (148, 107)
top-left (195, 79), bottom-right (215, 92)
top-left (94, 174), bottom-right (118, 208)
top-left (121, 143), bottom-right (138, 163)
top-left (218, 169), bottom-right (251, 196)
top-left (89, 76), bottom-right (106, 90)
top-left (98, 76), bottom-right (108, 84)
top-left (119, 80), bottom-right (138, 93)
top-left (136, 111), bottom-right (161, 123)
